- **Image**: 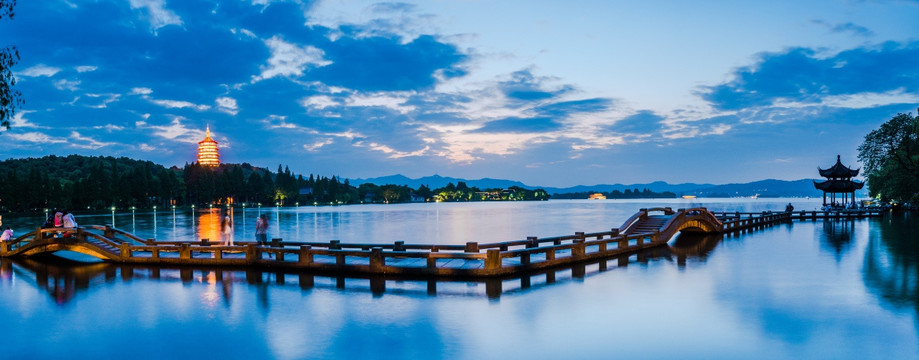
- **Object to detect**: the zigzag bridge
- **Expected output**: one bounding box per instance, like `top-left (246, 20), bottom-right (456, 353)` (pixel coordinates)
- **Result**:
top-left (0, 207), bottom-right (884, 278)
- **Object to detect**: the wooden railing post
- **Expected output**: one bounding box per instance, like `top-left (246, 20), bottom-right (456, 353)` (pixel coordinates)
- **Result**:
top-left (246, 244), bottom-right (258, 263)
top-left (120, 243), bottom-right (131, 259)
top-left (572, 238), bottom-right (586, 258)
top-left (370, 247), bottom-right (384, 271)
top-left (526, 236), bottom-right (538, 248)
top-left (104, 225), bottom-right (114, 239)
top-left (179, 243), bottom-right (191, 259)
top-left (1, 241), bottom-right (9, 253)
top-left (465, 242), bottom-right (479, 253)
top-left (485, 249), bottom-right (501, 270)
top-left (330, 240), bottom-right (341, 250)
top-left (394, 241), bottom-right (405, 251)
top-left (298, 245), bottom-right (313, 265)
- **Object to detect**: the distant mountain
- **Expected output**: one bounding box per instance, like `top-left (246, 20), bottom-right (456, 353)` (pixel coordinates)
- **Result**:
top-left (541, 181), bottom-right (712, 195)
top-left (350, 174), bottom-right (531, 190)
top-left (349, 175), bottom-right (868, 198)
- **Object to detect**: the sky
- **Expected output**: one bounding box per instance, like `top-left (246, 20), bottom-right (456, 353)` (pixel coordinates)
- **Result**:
top-left (1, 0), bottom-right (918, 187)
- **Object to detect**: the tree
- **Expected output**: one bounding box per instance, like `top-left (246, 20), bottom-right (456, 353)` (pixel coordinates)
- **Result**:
top-left (857, 110), bottom-right (919, 201)
top-left (0, 0), bottom-right (22, 130)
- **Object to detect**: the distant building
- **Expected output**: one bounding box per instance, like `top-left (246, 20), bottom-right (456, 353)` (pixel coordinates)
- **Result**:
top-left (813, 155), bottom-right (864, 207)
top-left (197, 125), bottom-right (220, 167)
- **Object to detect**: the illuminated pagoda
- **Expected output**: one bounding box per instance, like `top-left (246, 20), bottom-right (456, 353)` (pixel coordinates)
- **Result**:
top-left (813, 155), bottom-right (863, 207)
top-left (196, 125), bottom-right (220, 167)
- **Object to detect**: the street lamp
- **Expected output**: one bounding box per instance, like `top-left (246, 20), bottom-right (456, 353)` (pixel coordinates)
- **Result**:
top-left (111, 206), bottom-right (116, 227)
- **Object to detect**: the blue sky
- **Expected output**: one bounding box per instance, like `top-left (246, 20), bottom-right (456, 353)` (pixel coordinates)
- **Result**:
top-left (1, 0), bottom-right (918, 187)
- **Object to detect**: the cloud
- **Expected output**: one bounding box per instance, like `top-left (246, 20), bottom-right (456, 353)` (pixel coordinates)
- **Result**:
top-left (813, 20), bottom-right (874, 37)
top-left (360, 142), bottom-right (430, 159)
top-left (128, 0), bottom-right (183, 33)
top-left (8, 110), bottom-right (42, 128)
top-left (139, 143), bottom-right (157, 151)
top-left (216, 97), bottom-right (239, 115)
top-left (345, 93), bottom-right (415, 114)
top-left (499, 70), bottom-right (571, 102)
top-left (75, 65), bottom-right (98, 73)
top-left (84, 93), bottom-right (121, 109)
top-left (136, 117), bottom-right (205, 144)
top-left (53, 78), bottom-right (81, 91)
top-left (131, 87), bottom-right (154, 95)
top-left (69, 131), bottom-right (116, 149)
top-left (252, 35), bottom-right (332, 82)
top-left (147, 98), bottom-right (211, 111)
top-left (299, 95), bottom-right (339, 110)
top-left (5, 132), bottom-right (68, 144)
top-left (303, 139), bottom-right (334, 152)
top-left (94, 124), bottom-right (125, 132)
top-left (699, 42), bottom-right (919, 111)
top-left (19, 64), bottom-right (61, 77)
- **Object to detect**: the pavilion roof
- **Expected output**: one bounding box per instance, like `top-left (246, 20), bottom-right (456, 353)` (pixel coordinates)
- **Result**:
top-left (813, 179), bottom-right (864, 192)
top-left (818, 155), bottom-right (859, 178)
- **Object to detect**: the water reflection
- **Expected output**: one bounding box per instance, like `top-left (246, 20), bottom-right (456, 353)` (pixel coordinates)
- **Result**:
top-left (863, 213), bottom-right (919, 312)
top-left (821, 218), bottom-right (856, 261)
top-left (1, 233), bottom-right (726, 306)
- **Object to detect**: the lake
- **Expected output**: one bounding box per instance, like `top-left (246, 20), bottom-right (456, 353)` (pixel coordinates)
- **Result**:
top-left (1, 198), bottom-right (918, 359)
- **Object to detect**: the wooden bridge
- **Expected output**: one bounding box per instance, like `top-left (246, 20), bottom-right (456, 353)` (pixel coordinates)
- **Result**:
top-left (0, 207), bottom-right (885, 278)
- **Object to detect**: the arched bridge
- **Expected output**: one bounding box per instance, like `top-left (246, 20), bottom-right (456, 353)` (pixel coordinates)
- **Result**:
top-left (618, 207), bottom-right (725, 244)
top-left (0, 225), bottom-right (153, 261)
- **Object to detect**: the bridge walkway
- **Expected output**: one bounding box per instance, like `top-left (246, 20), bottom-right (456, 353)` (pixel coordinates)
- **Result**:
top-left (0, 207), bottom-right (886, 278)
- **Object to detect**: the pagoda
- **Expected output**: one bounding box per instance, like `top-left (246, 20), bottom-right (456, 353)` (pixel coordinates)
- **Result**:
top-left (197, 125), bottom-right (220, 167)
top-left (813, 155), bottom-right (863, 207)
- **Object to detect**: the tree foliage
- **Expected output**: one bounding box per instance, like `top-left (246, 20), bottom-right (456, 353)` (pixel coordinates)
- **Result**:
top-left (857, 110), bottom-right (919, 202)
top-left (0, 154), bottom-right (554, 212)
top-left (0, 0), bottom-right (23, 130)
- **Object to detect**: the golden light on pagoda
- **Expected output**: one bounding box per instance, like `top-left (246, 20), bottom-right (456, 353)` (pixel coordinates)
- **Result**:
top-left (197, 125), bottom-right (220, 167)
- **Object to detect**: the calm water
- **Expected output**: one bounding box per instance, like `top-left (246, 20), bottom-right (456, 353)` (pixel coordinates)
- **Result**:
top-left (2, 198), bottom-right (918, 359)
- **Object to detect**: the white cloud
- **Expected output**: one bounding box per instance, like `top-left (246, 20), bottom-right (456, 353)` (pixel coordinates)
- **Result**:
top-left (252, 35), bottom-right (332, 82)
top-left (139, 143), bottom-right (157, 151)
top-left (53, 79), bottom-right (81, 91)
top-left (148, 98), bottom-right (211, 111)
top-left (137, 117), bottom-right (206, 144)
top-left (361, 142), bottom-right (430, 159)
top-left (303, 139), bottom-right (334, 152)
top-left (6, 132), bottom-right (68, 144)
top-left (8, 110), bottom-right (43, 129)
top-left (75, 65), bottom-right (98, 73)
top-left (19, 64), bottom-right (61, 77)
top-left (299, 95), bottom-right (338, 110)
top-left (216, 97), bottom-right (238, 115)
top-left (85, 93), bottom-right (122, 109)
top-left (69, 131), bottom-right (116, 149)
top-left (93, 124), bottom-right (125, 132)
top-left (130, 87), bottom-right (153, 95)
top-left (128, 0), bottom-right (183, 33)
top-left (230, 28), bottom-right (258, 39)
top-left (345, 93), bottom-right (415, 114)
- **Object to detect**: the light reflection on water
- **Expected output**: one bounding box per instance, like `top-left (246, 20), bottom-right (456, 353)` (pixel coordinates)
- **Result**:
top-left (2, 199), bottom-right (918, 359)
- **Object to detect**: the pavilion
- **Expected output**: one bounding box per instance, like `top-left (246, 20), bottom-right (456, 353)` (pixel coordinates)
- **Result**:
top-left (813, 155), bottom-right (864, 207)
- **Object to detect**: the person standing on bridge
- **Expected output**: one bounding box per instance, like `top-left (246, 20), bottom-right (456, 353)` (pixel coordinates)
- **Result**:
top-left (222, 212), bottom-right (234, 246)
top-left (255, 214), bottom-right (268, 246)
